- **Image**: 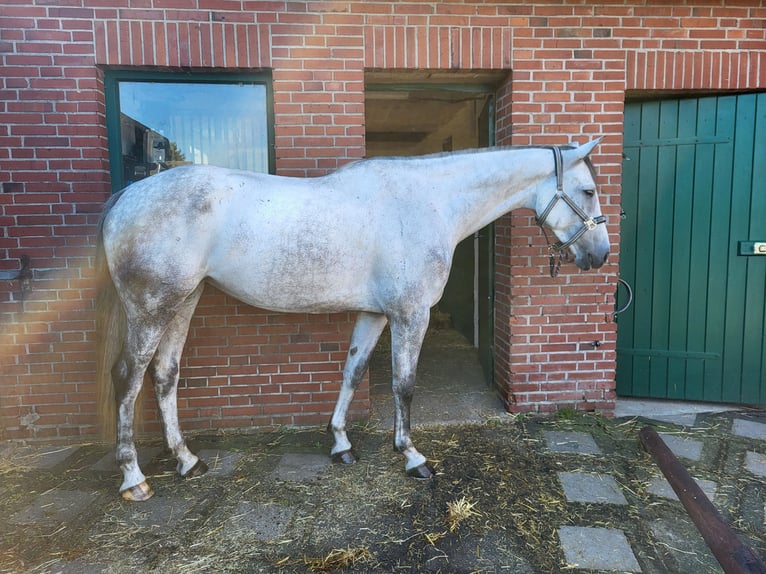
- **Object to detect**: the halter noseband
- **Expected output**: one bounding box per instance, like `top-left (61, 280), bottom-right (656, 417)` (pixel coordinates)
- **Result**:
top-left (535, 146), bottom-right (607, 277)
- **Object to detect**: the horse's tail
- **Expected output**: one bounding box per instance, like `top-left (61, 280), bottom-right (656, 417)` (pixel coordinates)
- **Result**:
top-left (95, 192), bottom-right (126, 443)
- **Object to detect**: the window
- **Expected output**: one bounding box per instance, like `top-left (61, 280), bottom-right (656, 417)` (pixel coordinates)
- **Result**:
top-left (104, 70), bottom-right (274, 191)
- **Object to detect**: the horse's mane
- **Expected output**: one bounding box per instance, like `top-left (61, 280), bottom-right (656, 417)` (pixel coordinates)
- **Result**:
top-left (342, 144), bottom-right (597, 182)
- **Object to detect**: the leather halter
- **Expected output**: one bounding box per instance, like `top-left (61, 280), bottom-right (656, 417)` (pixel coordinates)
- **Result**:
top-left (536, 146), bottom-right (607, 277)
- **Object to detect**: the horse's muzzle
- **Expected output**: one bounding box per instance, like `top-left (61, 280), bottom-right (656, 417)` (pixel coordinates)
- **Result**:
top-left (576, 249), bottom-right (609, 271)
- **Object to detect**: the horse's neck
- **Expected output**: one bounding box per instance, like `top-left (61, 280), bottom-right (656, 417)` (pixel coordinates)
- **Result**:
top-left (435, 148), bottom-right (552, 243)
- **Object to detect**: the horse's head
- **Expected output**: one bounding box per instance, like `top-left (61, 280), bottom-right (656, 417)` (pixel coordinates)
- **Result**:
top-left (534, 139), bottom-right (610, 272)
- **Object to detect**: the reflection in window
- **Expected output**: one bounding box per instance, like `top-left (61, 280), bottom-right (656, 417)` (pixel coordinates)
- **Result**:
top-left (115, 81), bottom-right (270, 187)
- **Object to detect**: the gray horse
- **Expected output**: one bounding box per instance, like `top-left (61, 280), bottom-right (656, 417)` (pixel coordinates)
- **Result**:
top-left (96, 141), bottom-right (609, 501)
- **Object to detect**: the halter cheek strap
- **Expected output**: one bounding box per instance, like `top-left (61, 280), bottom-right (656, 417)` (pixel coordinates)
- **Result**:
top-left (536, 146), bottom-right (607, 277)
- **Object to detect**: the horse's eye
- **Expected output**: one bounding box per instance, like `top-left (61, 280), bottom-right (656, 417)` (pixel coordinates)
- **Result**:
top-left (583, 188), bottom-right (596, 197)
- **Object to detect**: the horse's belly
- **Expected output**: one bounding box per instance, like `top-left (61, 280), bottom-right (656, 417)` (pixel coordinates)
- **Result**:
top-left (206, 253), bottom-right (380, 314)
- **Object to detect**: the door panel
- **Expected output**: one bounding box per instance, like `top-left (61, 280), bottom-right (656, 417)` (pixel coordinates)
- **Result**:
top-left (617, 93), bottom-right (766, 403)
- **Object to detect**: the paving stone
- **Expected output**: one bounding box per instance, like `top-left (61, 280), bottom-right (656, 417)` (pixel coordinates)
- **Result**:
top-left (745, 451), bottom-right (766, 477)
top-left (733, 419), bottom-right (766, 441)
top-left (650, 517), bottom-right (719, 572)
top-left (38, 559), bottom-right (107, 574)
top-left (543, 431), bottom-right (601, 455)
top-left (197, 449), bottom-right (243, 477)
top-left (738, 483), bottom-right (765, 530)
top-left (435, 530), bottom-right (536, 573)
top-left (615, 399), bottom-right (738, 423)
top-left (558, 472), bottom-right (628, 505)
top-left (11, 489), bottom-right (93, 524)
top-left (226, 501), bottom-right (294, 542)
top-left (658, 432), bottom-right (703, 461)
top-left (271, 453), bottom-right (329, 482)
top-left (118, 494), bottom-right (195, 527)
top-left (647, 474), bottom-right (718, 502)
top-left (92, 446), bottom-right (163, 472)
top-left (648, 413), bottom-right (699, 426)
top-left (558, 525), bottom-right (641, 572)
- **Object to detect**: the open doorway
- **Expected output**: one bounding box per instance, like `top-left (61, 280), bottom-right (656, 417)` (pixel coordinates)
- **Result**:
top-left (364, 71), bottom-right (505, 426)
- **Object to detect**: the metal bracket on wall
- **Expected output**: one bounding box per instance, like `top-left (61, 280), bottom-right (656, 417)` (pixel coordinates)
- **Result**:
top-left (0, 255), bottom-right (32, 301)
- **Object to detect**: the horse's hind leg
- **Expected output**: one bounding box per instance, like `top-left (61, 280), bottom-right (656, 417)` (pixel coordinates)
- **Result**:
top-left (389, 307), bottom-right (433, 479)
top-left (148, 285), bottom-right (207, 479)
top-left (328, 311), bottom-right (387, 463)
top-left (114, 323), bottom-right (165, 501)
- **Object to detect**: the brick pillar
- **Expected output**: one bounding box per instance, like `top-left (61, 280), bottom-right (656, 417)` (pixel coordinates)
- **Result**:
top-left (494, 13), bottom-right (623, 414)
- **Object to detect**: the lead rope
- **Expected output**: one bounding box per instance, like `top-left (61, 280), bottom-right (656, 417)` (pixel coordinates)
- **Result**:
top-left (546, 230), bottom-right (564, 277)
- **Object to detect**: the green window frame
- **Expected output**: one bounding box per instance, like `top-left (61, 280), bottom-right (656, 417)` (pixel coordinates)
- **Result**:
top-left (104, 69), bottom-right (274, 192)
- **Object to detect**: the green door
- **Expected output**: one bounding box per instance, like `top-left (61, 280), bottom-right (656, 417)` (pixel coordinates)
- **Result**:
top-left (617, 93), bottom-right (766, 403)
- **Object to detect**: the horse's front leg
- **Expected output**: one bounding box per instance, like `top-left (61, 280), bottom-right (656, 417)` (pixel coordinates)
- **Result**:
top-left (390, 308), bottom-right (434, 479)
top-left (329, 311), bottom-right (388, 463)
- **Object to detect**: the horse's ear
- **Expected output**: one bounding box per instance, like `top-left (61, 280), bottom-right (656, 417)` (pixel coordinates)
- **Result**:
top-left (571, 137), bottom-right (602, 161)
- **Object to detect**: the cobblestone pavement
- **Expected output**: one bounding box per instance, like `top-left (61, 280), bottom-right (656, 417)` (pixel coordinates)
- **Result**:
top-left (2, 404), bottom-right (766, 573)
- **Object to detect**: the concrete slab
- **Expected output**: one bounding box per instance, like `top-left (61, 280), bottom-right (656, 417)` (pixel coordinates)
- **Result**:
top-left (647, 474), bottom-right (718, 502)
top-left (732, 418), bottom-right (766, 441)
top-left (649, 412), bottom-right (700, 426)
top-left (650, 517), bottom-right (719, 572)
top-left (745, 451), bottom-right (766, 477)
top-left (271, 453), bottom-right (329, 482)
top-left (197, 449), bottom-right (243, 477)
top-left (226, 501), bottom-right (294, 542)
top-left (544, 431), bottom-right (601, 455)
top-left (118, 494), bottom-right (195, 528)
top-left (738, 483), bottom-right (765, 531)
top-left (558, 525), bottom-right (641, 572)
top-left (5, 445), bottom-right (78, 470)
top-left (11, 489), bottom-right (93, 524)
top-left (558, 472), bottom-right (628, 505)
top-left (37, 559), bottom-right (107, 574)
top-left (658, 432), bottom-right (704, 462)
top-left (615, 398), bottom-right (739, 425)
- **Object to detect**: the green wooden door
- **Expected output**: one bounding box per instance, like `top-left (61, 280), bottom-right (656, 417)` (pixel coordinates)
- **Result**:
top-left (617, 93), bottom-right (766, 403)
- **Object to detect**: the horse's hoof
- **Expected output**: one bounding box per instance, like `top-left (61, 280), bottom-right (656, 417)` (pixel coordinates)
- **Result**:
top-left (331, 450), bottom-right (358, 465)
top-left (406, 462), bottom-right (435, 480)
top-left (182, 459), bottom-right (209, 479)
top-left (120, 481), bottom-right (154, 502)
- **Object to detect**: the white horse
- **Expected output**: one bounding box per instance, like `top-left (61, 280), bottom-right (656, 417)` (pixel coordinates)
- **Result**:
top-left (96, 140), bottom-right (609, 501)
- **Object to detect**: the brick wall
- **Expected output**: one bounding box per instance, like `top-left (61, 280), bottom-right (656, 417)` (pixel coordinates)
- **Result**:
top-left (496, 2), bottom-right (765, 413)
top-left (1, 0), bottom-right (764, 439)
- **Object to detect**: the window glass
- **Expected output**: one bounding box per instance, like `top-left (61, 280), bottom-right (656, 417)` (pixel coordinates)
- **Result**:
top-left (110, 78), bottom-right (271, 189)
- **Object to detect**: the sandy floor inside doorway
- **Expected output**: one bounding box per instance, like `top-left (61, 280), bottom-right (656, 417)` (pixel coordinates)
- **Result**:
top-left (368, 323), bottom-right (506, 429)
